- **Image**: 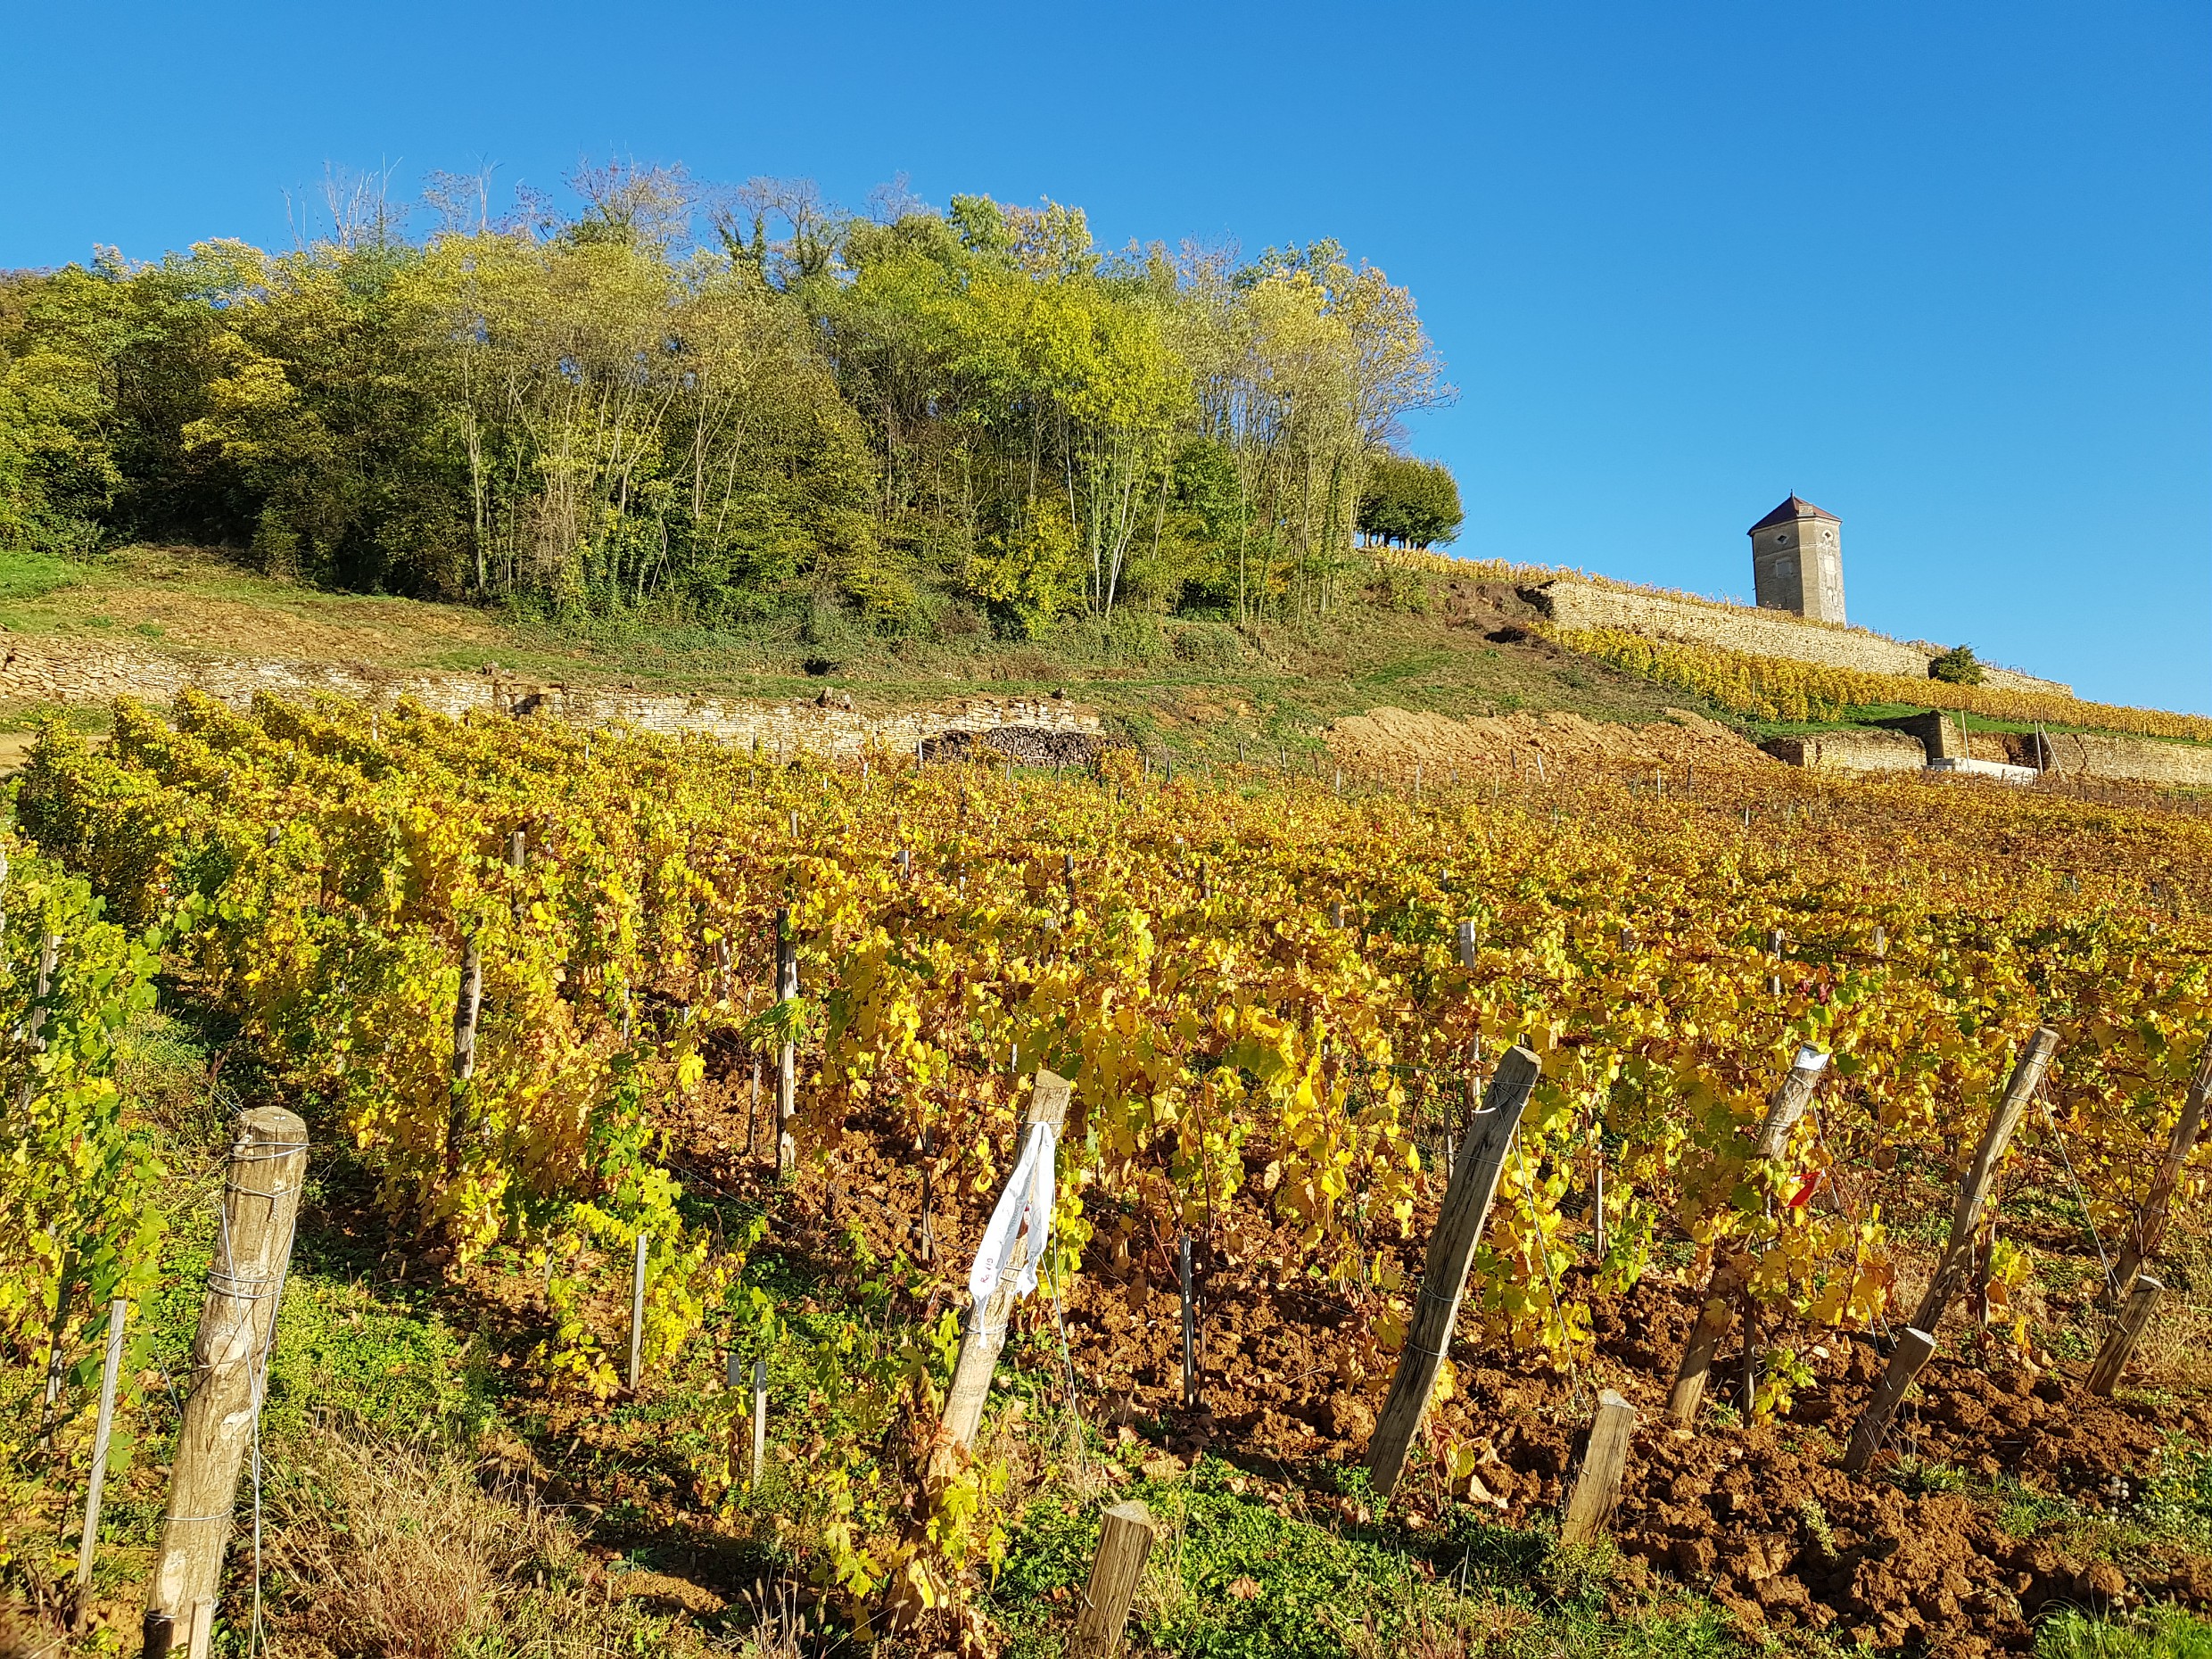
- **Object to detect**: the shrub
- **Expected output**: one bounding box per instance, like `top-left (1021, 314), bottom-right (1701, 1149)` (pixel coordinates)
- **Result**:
top-left (1929, 644), bottom-right (1985, 685)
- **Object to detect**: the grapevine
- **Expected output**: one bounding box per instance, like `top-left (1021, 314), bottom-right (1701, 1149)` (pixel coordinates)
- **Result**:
top-left (13, 689), bottom-right (2212, 1619)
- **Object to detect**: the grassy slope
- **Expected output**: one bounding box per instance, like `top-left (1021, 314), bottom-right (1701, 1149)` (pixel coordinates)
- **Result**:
top-left (0, 546), bottom-right (1720, 754)
top-left (5, 548), bottom-right (2198, 768)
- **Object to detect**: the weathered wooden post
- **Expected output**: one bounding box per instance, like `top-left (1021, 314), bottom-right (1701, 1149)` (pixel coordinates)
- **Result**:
top-left (1841, 1328), bottom-right (1936, 1473)
top-left (2086, 1275), bottom-right (2164, 1397)
top-left (1366, 1046), bottom-right (1542, 1498)
top-left (752, 1356), bottom-right (769, 1485)
top-left (626, 1231), bottom-right (649, 1391)
top-left (939, 1069), bottom-right (1073, 1452)
top-left (1069, 1500), bottom-right (1157, 1659)
top-left (145, 1107), bottom-right (308, 1655)
top-left (1178, 1231), bottom-right (1199, 1409)
top-left (1560, 1390), bottom-right (1637, 1546)
top-left (444, 930), bottom-right (482, 1175)
top-left (71, 1296), bottom-right (128, 1623)
top-left (2111, 1039), bottom-right (2212, 1297)
top-left (775, 907), bottom-right (797, 1176)
top-left (1843, 1027), bottom-right (2059, 1469)
top-left (1667, 1045), bottom-right (1828, 1423)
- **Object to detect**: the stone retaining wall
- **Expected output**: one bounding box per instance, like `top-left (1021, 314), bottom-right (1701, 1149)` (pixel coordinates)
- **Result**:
top-left (1758, 718), bottom-right (2212, 788)
top-left (1759, 730), bottom-right (1927, 773)
top-left (2020, 730), bottom-right (2212, 789)
top-left (0, 635), bottom-right (1099, 758)
top-left (1527, 580), bottom-right (2072, 696)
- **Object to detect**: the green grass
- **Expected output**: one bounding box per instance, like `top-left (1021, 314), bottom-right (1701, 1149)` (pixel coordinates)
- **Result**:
top-left (989, 1460), bottom-right (1750, 1659)
top-left (2038, 1606), bottom-right (2212, 1659)
top-left (0, 547), bottom-right (83, 600)
top-left (1746, 701), bottom-right (2212, 752)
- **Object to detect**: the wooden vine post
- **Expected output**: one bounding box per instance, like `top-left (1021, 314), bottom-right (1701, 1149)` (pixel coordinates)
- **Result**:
top-left (626, 1231), bottom-right (649, 1391)
top-left (2110, 1037), bottom-right (2212, 1297)
top-left (1560, 1390), bottom-right (1638, 1546)
top-left (443, 929), bottom-right (482, 1176)
top-left (1178, 1231), bottom-right (1199, 1409)
top-left (1667, 1045), bottom-right (1829, 1424)
top-left (774, 906), bottom-right (797, 1176)
top-left (1843, 1027), bottom-right (2059, 1472)
top-left (1365, 1045), bottom-right (1542, 1498)
top-left (144, 1107), bottom-right (309, 1657)
top-left (751, 1357), bottom-right (769, 1484)
top-left (938, 1069), bottom-right (1073, 1454)
top-left (71, 1296), bottom-right (129, 1625)
top-left (2086, 1275), bottom-right (2163, 1397)
top-left (1069, 1499), bottom-right (1157, 1659)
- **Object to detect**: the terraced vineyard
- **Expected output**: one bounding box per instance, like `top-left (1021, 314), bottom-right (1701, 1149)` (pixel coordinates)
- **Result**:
top-left (9, 690), bottom-right (2212, 1654)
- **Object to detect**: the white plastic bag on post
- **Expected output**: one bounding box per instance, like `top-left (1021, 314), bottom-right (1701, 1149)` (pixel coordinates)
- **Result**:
top-left (968, 1122), bottom-right (1057, 1309)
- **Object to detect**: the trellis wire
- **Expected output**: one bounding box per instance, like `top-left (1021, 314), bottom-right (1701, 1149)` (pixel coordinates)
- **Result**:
top-left (1510, 1124), bottom-right (1589, 1413)
top-left (2035, 1079), bottom-right (2118, 1299)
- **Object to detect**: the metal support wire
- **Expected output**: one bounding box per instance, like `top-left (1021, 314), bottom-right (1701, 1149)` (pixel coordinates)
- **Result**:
top-left (2035, 1081), bottom-right (2118, 1299)
top-left (1045, 1247), bottom-right (1087, 1475)
top-left (1511, 1126), bottom-right (1588, 1413)
top-left (1809, 1103), bottom-right (1894, 1343)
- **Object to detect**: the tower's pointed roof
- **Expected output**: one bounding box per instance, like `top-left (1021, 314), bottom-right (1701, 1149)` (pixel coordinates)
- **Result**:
top-left (1749, 494), bottom-right (1839, 532)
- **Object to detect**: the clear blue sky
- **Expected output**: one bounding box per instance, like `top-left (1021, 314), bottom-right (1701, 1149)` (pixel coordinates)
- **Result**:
top-left (5, 1), bottom-right (2206, 711)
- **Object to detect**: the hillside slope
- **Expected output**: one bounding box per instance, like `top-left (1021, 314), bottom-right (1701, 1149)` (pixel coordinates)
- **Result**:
top-left (0, 544), bottom-right (1729, 753)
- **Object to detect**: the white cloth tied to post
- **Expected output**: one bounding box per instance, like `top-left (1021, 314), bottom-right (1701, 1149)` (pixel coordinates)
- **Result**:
top-left (968, 1121), bottom-right (1057, 1308)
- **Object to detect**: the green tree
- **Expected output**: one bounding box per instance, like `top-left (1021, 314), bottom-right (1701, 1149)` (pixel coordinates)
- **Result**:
top-left (1358, 455), bottom-right (1463, 549)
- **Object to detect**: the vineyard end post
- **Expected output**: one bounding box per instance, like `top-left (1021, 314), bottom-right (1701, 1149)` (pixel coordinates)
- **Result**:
top-left (1069, 1499), bottom-right (1156, 1659)
top-left (1560, 1390), bottom-right (1638, 1546)
top-left (1365, 1045), bottom-right (1541, 1498)
top-left (2086, 1275), bottom-right (2163, 1397)
top-left (146, 1106), bottom-right (308, 1652)
top-left (939, 1069), bottom-right (1074, 1453)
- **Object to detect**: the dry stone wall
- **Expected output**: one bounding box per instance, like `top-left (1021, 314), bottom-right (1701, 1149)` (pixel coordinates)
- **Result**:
top-left (0, 635), bottom-right (1098, 758)
top-left (1759, 730), bottom-right (1927, 774)
top-left (2028, 730), bottom-right (2212, 789)
top-left (1527, 580), bottom-right (2072, 696)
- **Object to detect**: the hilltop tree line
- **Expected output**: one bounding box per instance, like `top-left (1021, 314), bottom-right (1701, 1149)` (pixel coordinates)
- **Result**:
top-left (0, 164), bottom-right (1462, 639)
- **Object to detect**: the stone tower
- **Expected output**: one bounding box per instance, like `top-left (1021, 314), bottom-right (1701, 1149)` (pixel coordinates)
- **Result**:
top-left (1747, 495), bottom-right (1845, 623)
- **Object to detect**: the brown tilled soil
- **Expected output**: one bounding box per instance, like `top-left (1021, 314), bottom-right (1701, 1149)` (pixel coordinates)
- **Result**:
top-left (1326, 705), bottom-right (1773, 777)
top-left (662, 1066), bottom-right (2212, 1655)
